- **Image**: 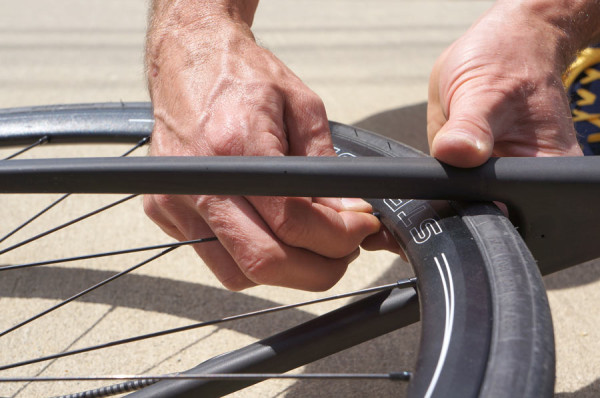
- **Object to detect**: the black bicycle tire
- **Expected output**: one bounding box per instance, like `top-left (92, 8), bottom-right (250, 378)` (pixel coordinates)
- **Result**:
top-left (0, 103), bottom-right (555, 397)
top-left (330, 123), bottom-right (555, 398)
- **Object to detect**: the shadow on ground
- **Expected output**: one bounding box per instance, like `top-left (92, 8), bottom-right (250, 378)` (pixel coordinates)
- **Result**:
top-left (282, 256), bottom-right (417, 398)
top-left (0, 256), bottom-right (417, 397)
top-left (555, 378), bottom-right (600, 398)
top-left (0, 265), bottom-right (315, 340)
top-left (543, 259), bottom-right (600, 290)
top-left (2, 101), bottom-right (597, 396)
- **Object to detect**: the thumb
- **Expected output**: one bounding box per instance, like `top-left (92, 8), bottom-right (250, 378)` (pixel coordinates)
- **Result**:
top-left (429, 115), bottom-right (494, 167)
top-left (427, 47), bottom-right (495, 168)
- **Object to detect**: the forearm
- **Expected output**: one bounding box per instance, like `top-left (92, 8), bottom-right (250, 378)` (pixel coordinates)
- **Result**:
top-left (520, 0), bottom-right (600, 48)
top-left (146, 0), bottom-right (259, 80)
top-left (494, 0), bottom-right (600, 68)
top-left (148, 0), bottom-right (258, 32)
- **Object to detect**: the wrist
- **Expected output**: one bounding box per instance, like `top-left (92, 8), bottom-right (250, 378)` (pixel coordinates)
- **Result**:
top-left (149, 0), bottom-right (258, 31)
top-left (146, 1), bottom-right (258, 80)
top-left (495, 0), bottom-right (600, 68)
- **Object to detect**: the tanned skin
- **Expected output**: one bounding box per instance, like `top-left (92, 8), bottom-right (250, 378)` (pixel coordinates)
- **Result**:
top-left (145, 0), bottom-right (600, 291)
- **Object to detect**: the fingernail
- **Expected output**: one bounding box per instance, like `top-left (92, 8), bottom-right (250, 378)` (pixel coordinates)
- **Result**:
top-left (449, 130), bottom-right (483, 151)
top-left (341, 198), bottom-right (372, 211)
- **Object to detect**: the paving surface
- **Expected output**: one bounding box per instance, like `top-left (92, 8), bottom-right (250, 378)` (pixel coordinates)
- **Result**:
top-left (0, 1), bottom-right (598, 397)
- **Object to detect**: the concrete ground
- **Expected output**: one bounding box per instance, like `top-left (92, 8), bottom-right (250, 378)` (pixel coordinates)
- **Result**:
top-left (0, 0), bottom-right (598, 397)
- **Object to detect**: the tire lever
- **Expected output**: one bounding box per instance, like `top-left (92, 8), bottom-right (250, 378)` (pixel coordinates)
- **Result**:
top-left (1, 155), bottom-right (599, 275)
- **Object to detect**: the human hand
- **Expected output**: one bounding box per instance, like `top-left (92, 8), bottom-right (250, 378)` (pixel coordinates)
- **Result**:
top-left (427, 1), bottom-right (592, 167)
top-left (144, 2), bottom-right (381, 291)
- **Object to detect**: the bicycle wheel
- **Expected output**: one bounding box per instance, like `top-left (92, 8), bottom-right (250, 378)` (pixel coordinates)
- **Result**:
top-left (0, 103), bottom-right (554, 397)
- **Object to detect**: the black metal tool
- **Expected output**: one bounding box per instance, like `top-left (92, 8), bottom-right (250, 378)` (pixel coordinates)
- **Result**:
top-left (0, 155), bottom-right (598, 275)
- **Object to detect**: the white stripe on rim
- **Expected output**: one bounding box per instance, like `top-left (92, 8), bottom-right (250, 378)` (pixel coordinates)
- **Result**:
top-left (425, 253), bottom-right (455, 398)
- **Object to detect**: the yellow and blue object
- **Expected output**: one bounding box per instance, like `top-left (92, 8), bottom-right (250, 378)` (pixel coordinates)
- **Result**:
top-left (564, 44), bottom-right (600, 156)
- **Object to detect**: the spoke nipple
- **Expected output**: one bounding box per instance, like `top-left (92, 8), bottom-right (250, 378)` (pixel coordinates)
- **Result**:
top-left (389, 371), bottom-right (411, 381)
top-left (396, 277), bottom-right (417, 289)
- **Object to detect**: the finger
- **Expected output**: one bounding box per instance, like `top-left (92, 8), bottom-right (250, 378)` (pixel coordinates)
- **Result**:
top-left (427, 49), bottom-right (495, 167)
top-left (430, 115), bottom-right (494, 167)
top-left (315, 197), bottom-right (373, 213)
top-left (143, 195), bottom-right (186, 241)
top-left (360, 228), bottom-right (407, 261)
top-left (247, 195), bottom-right (380, 258)
top-left (185, 222), bottom-right (257, 292)
top-left (144, 194), bottom-right (256, 291)
top-left (197, 195), bottom-right (358, 291)
top-left (268, 87), bottom-right (381, 255)
top-left (283, 87), bottom-right (335, 157)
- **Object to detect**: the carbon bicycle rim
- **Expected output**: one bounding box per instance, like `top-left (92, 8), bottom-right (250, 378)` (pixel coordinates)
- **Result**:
top-left (0, 103), bottom-right (555, 397)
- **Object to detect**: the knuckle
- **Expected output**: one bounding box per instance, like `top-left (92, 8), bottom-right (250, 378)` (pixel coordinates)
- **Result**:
top-left (307, 116), bottom-right (330, 138)
top-left (151, 194), bottom-right (179, 213)
top-left (271, 214), bottom-right (306, 245)
top-left (303, 90), bottom-right (325, 107)
top-left (298, 92), bottom-right (327, 122)
top-left (193, 194), bottom-right (213, 211)
top-left (240, 247), bottom-right (283, 286)
top-left (306, 136), bottom-right (335, 157)
top-left (219, 274), bottom-right (254, 292)
top-left (208, 131), bottom-right (244, 156)
top-left (306, 92), bottom-right (327, 117)
top-left (143, 194), bottom-right (168, 220)
top-left (143, 196), bottom-right (158, 219)
top-left (270, 200), bottom-right (310, 246)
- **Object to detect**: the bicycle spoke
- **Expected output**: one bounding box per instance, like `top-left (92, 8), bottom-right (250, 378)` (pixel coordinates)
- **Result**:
top-left (0, 138), bottom-right (148, 247)
top-left (9, 307), bottom-right (116, 398)
top-left (120, 136), bottom-right (149, 157)
top-left (0, 247), bottom-right (176, 338)
top-left (0, 193), bottom-right (69, 244)
top-left (2, 136), bottom-right (48, 160)
top-left (0, 237), bottom-right (218, 271)
top-left (0, 104), bottom-right (558, 398)
top-left (0, 372), bottom-right (412, 383)
top-left (139, 329), bottom-right (220, 375)
top-left (0, 278), bottom-right (416, 372)
top-left (21, 371), bottom-right (411, 398)
top-left (0, 137), bottom-right (62, 243)
top-left (0, 194), bottom-right (137, 255)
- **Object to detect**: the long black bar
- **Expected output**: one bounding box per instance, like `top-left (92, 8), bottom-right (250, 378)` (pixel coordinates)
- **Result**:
top-left (0, 156), bottom-right (597, 198)
top-left (0, 156), bottom-right (598, 274)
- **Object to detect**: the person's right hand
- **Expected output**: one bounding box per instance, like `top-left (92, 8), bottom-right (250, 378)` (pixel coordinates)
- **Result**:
top-left (144, 2), bottom-right (381, 291)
